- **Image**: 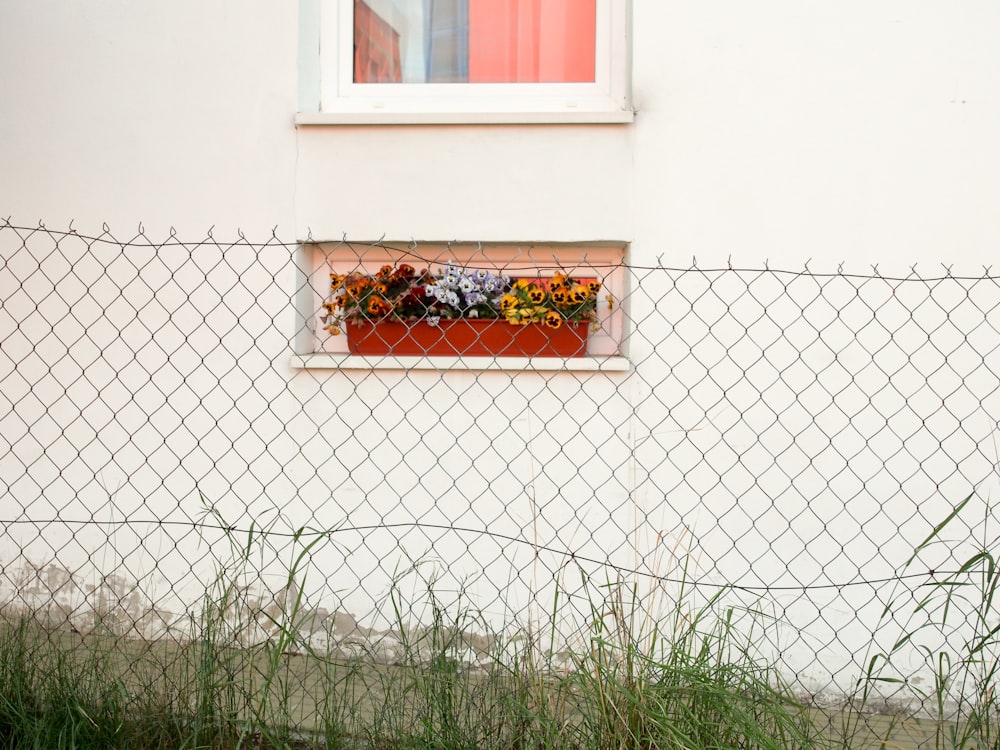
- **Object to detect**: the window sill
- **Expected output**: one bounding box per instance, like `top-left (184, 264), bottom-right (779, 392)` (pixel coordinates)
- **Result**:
top-left (295, 109), bottom-right (634, 126)
top-left (290, 354), bottom-right (631, 372)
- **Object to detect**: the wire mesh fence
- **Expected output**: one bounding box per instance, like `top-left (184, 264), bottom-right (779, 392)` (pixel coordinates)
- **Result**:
top-left (2, 219), bottom-right (1000, 742)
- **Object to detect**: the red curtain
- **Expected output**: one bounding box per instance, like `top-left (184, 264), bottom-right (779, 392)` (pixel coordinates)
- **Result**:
top-left (468, 0), bottom-right (596, 83)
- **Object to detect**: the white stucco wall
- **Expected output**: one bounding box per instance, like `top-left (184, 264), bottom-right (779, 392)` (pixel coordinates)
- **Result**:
top-left (3, 0), bottom-right (1000, 702)
top-left (4, 1), bottom-right (998, 267)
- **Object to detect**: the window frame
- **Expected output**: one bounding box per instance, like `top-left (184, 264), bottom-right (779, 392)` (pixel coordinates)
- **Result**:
top-left (296, 0), bottom-right (633, 125)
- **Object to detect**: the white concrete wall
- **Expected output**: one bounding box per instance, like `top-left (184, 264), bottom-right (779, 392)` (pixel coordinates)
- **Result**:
top-left (4, 1), bottom-right (997, 267)
top-left (3, 0), bottom-right (1000, 701)
top-left (0, 1), bottom-right (298, 237)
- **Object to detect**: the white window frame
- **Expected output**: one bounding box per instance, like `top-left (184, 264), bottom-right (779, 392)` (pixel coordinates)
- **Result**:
top-left (296, 0), bottom-right (633, 124)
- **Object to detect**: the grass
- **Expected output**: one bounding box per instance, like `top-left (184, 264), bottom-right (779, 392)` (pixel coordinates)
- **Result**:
top-left (0, 586), bottom-right (815, 750)
top-left (2, 496), bottom-right (999, 749)
top-left (0, 552), bottom-right (817, 749)
top-left (836, 493), bottom-right (1000, 750)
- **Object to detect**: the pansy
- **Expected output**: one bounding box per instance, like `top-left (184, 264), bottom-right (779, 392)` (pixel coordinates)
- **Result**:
top-left (323, 261), bottom-right (606, 332)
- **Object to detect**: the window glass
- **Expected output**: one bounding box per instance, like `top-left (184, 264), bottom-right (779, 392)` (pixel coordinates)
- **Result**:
top-left (354, 0), bottom-right (596, 84)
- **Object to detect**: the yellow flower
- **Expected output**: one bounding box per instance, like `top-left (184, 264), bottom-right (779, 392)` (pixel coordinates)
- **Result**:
top-left (587, 280), bottom-right (602, 294)
top-left (571, 284), bottom-right (589, 303)
top-left (543, 311), bottom-right (563, 329)
top-left (500, 294), bottom-right (518, 311)
top-left (514, 279), bottom-right (530, 289)
top-left (528, 288), bottom-right (546, 304)
top-left (505, 309), bottom-right (530, 325)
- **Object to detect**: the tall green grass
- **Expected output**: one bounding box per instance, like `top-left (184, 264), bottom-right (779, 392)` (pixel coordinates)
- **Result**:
top-left (11, 492), bottom-right (1000, 749)
top-left (0, 550), bottom-right (816, 749)
top-left (840, 493), bottom-right (1000, 750)
top-left (568, 573), bottom-right (815, 750)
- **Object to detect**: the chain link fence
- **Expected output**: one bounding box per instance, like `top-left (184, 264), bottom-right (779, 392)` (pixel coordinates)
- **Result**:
top-left (2, 219), bottom-right (1000, 734)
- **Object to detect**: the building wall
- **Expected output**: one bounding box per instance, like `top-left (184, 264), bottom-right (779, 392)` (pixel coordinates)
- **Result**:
top-left (3, 0), bottom-right (1000, 698)
top-left (3, 1), bottom-right (999, 268)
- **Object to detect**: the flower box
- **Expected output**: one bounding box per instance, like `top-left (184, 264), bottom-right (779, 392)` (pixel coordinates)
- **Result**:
top-left (325, 261), bottom-right (606, 358)
top-left (346, 318), bottom-right (590, 357)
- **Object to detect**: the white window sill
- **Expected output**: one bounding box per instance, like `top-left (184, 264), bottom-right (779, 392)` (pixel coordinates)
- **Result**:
top-left (290, 354), bottom-right (631, 372)
top-left (295, 109), bottom-right (634, 126)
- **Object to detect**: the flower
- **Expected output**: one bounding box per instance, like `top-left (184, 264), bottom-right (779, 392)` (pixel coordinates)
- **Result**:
top-left (367, 297), bottom-right (390, 316)
top-left (498, 274), bottom-right (603, 327)
top-left (423, 264), bottom-right (512, 320)
top-left (322, 262), bottom-right (608, 333)
top-left (324, 263), bottom-right (438, 332)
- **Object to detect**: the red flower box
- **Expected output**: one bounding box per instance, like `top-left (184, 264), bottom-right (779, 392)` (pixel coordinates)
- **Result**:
top-left (346, 319), bottom-right (589, 357)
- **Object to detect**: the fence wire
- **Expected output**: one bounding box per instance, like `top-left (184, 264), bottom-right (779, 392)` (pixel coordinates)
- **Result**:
top-left (2, 220), bottom-right (1000, 731)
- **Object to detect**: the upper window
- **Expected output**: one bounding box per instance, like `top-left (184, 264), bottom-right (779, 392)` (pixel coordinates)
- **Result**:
top-left (297, 0), bottom-right (633, 124)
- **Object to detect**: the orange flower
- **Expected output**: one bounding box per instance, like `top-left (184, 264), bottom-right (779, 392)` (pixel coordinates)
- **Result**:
top-left (587, 280), bottom-right (602, 294)
top-left (528, 288), bottom-right (546, 304)
top-left (543, 311), bottom-right (563, 329)
top-left (551, 290), bottom-right (569, 306)
top-left (367, 297), bottom-right (390, 316)
top-left (571, 285), bottom-right (589, 303)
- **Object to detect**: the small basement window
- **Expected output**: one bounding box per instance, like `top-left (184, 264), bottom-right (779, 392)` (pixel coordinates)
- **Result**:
top-left (292, 241), bottom-right (630, 371)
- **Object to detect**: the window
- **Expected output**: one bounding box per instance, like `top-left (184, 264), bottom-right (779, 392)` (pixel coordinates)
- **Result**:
top-left (291, 241), bottom-right (630, 371)
top-left (297, 0), bottom-right (633, 124)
